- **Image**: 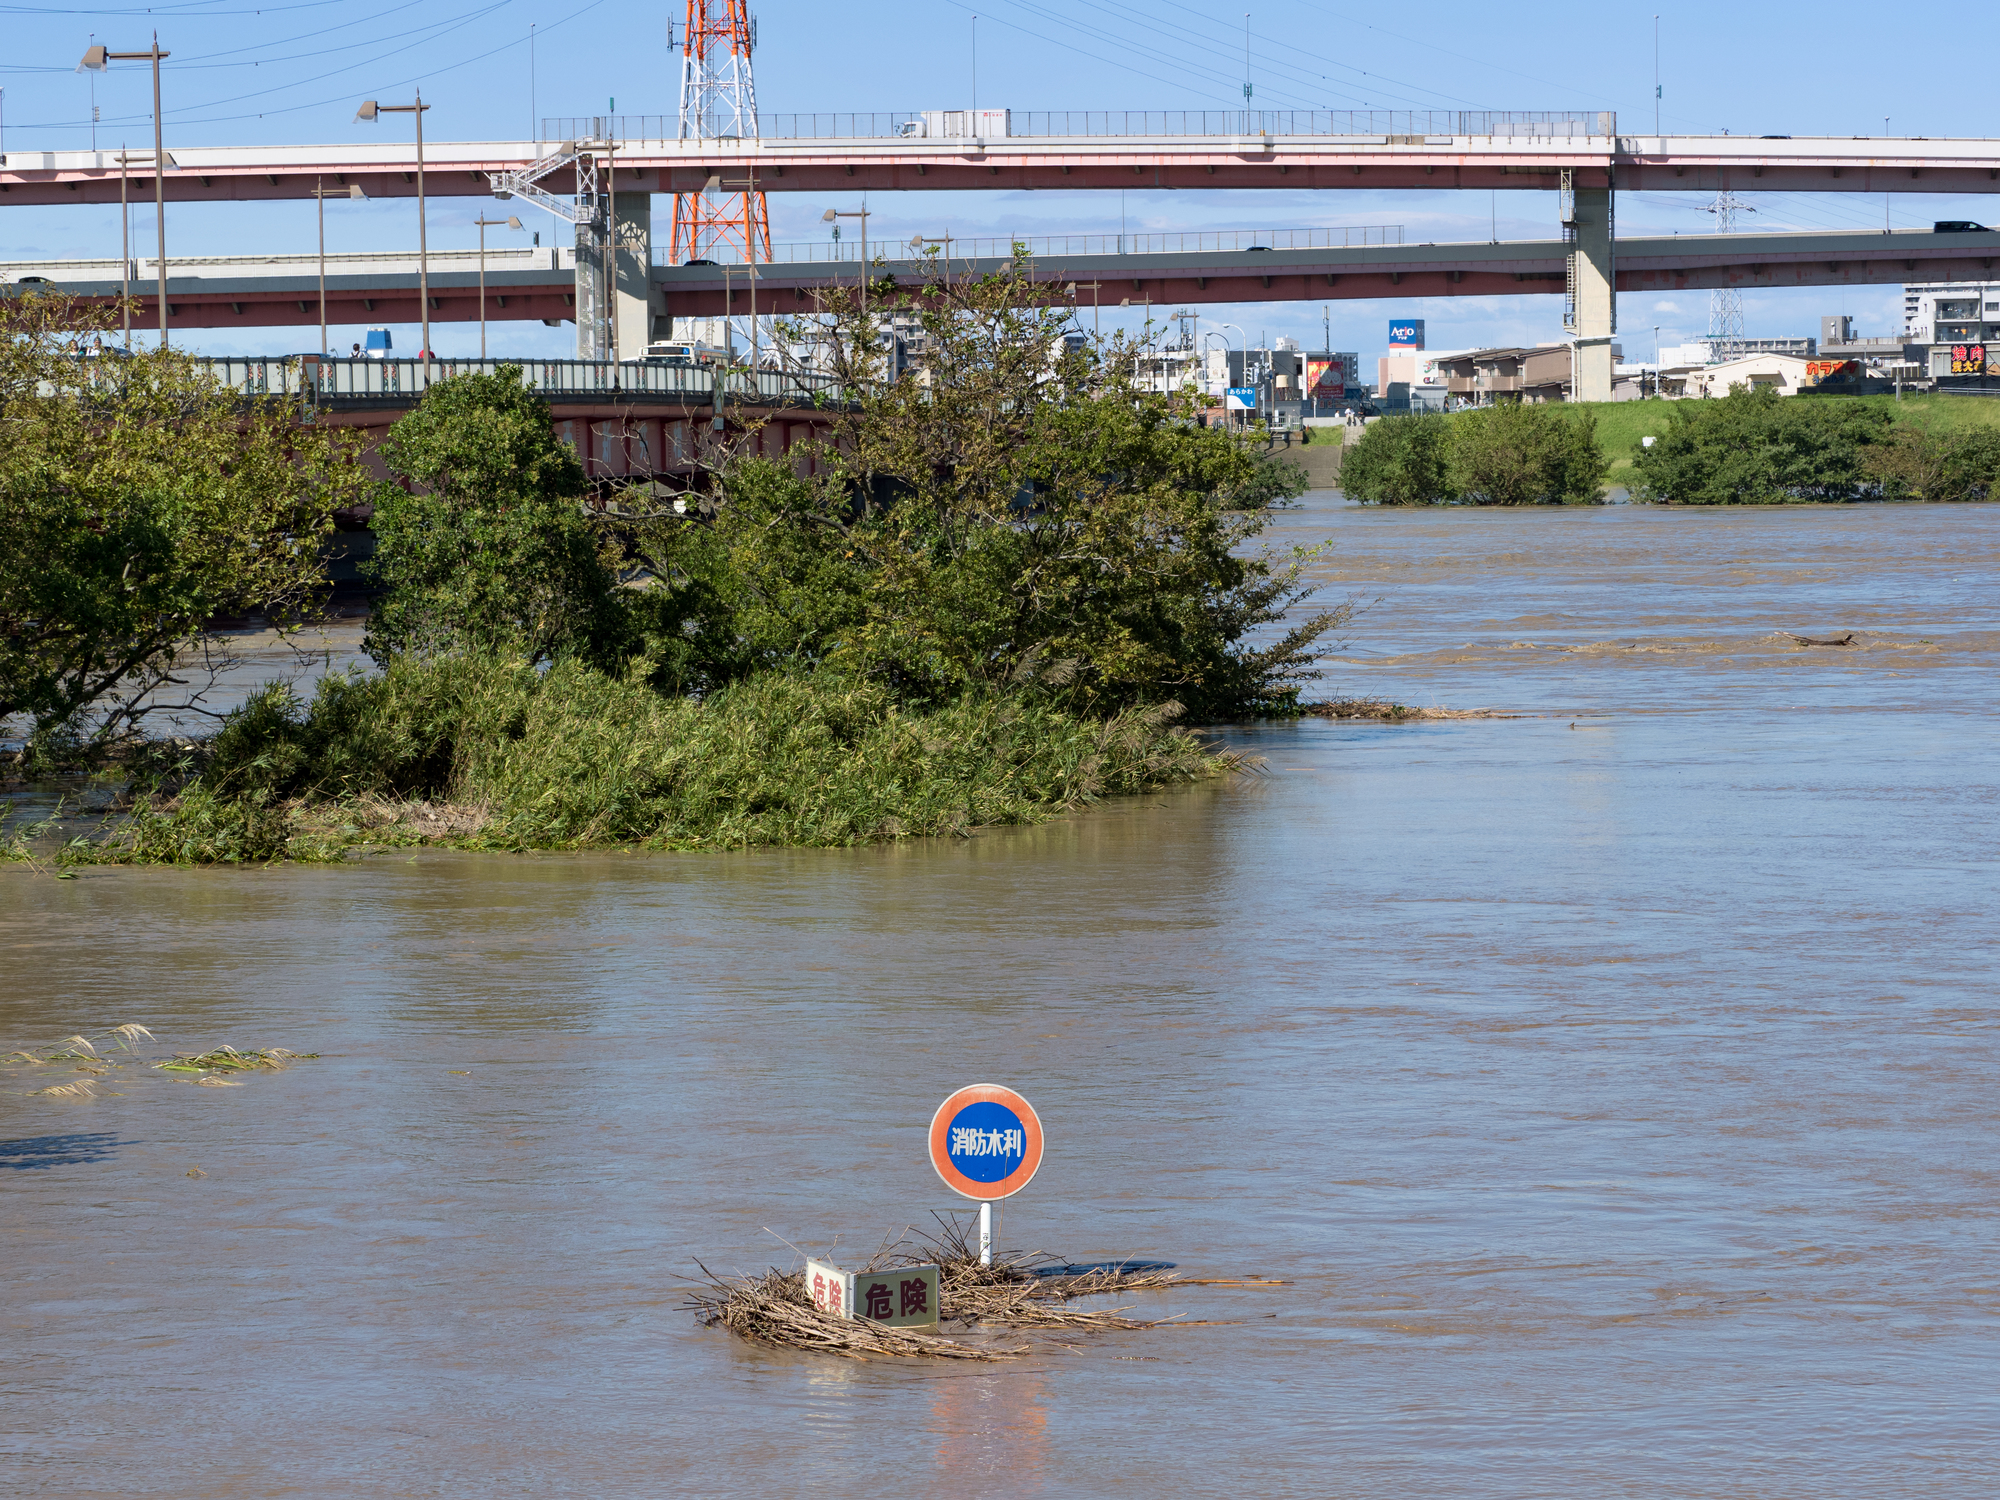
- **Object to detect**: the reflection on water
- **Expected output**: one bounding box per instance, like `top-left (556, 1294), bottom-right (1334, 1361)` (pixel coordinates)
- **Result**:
top-left (932, 1372), bottom-right (1049, 1492)
top-left (3, 499), bottom-right (1997, 1498)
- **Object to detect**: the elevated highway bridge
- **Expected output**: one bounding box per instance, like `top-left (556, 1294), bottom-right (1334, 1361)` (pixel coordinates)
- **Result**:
top-left (10, 227), bottom-right (1999, 335)
top-left (8, 111), bottom-right (1998, 398)
top-left (5, 118), bottom-right (2000, 203)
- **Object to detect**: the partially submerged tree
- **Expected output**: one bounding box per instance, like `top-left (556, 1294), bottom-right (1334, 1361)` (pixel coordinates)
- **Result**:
top-left (1861, 420), bottom-right (2000, 502)
top-left (630, 256), bottom-right (1337, 717)
top-left (1632, 385), bottom-right (1892, 503)
top-left (1341, 405), bottom-right (1605, 506)
top-left (366, 365), bottom-right (625, 667)
top-left (1338, 412), bottom-right (1456, 505)
top-left (0, 292), bottom-right (369, 750)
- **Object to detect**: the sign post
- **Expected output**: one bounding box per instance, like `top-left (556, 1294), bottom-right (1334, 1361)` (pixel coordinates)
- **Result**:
top-left (929, 1084), bottom-right (1045, 1266)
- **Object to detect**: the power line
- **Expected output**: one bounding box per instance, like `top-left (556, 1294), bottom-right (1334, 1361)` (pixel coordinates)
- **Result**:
top-left (4, 0), bottom-right (606, 131)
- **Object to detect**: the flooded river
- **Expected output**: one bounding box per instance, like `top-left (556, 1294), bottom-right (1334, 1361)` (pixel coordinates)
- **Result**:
top-left (5, 497), bottom-right (1997, 1498)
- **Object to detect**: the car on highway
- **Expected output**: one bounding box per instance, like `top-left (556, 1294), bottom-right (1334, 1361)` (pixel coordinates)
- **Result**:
top-left (1934, 220), bottom-right (1990, 233)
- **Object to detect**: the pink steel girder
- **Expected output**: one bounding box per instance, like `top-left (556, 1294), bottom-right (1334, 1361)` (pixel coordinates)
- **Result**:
top-left (11, 136), bottom-right (2000, 207)
top-left (27, 226), bottom-right (1999, 329)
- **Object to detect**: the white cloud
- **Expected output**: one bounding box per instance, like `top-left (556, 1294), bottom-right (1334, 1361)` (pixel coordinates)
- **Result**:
top-left (1652, 300), bottom-right (1682, 313)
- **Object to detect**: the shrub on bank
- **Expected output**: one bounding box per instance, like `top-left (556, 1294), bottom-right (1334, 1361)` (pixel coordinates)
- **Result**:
top-left (1448, 402), bottom-right (1607, 505)
top-left (1337, 413), bottom-right (1454, 504)
top-left (1340, 406), bottom-right (1606, 505)
top-left (1631, 386), bottom-right (1893, 503)
top-left (1860, 423), bottom-right (2000, 501)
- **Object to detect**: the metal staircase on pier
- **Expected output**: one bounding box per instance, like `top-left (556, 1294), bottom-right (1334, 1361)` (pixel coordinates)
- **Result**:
top-left (491, 142), bottom-right (611, 359)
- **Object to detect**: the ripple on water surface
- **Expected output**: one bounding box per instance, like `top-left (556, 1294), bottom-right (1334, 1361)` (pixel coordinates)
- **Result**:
top-left (3, 499), bottom-right (1997, 1498)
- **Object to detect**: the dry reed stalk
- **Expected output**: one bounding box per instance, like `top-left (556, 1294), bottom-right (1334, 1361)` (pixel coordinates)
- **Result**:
top-left (692, 1214), bottom-right (1264, 1361)
top-left (34, 1079), bottom-right (99, 1099)
top-left (685, 1266), bottom-right (1024, 1362)
top-left (1306, 700), bottom-right (1522, 722)
top-left (7, 1024), bottom-right (316, 1100)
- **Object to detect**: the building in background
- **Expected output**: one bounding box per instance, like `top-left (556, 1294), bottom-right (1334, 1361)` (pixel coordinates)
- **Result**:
top-left (1135, 343), bottom-right (1206, 395)
top-left (1432, 343), bottom-right (1627, 406)
top-left (1658, 335), bottom-right (1815, 366)
top-left (1902, 280), bottom-right (2000, 344)
top-left (1199, 343), bottom-right (1362, 424)
top-left (1661, 352), bottom-right (1873, 399)
top-left (1377, 348), bottom-right (1475, 411)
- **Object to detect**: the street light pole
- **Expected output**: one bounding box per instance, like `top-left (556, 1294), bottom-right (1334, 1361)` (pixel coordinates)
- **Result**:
top-left (1215, 321), bottom-right (1246, 428)
top-left (474, 214), bottom-right (523, 359)
top-left (121, 145), bottom-right (130, 347)
top-left (81, 38), bottom-right (170, 346)
top-left (357, 94), bottom-right (432, 363)
top-left (311, 179), bottom-right (367, 357)
top-left (822, 206), bottom-right (871, 321)
top-left (116, 144), bottom-right (150, 349)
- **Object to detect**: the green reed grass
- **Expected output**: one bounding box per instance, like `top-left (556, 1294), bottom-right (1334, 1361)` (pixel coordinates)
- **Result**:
top-left (58, 653), bottom-right (1232, 864)
top-left (5, 1024), bottom-right (315, 1100)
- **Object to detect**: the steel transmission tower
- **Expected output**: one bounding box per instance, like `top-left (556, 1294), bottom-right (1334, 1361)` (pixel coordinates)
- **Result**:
top-left (1702, 191), bottom-right (1754, 356)
top-left (670, 0), bottom-right (770, 264)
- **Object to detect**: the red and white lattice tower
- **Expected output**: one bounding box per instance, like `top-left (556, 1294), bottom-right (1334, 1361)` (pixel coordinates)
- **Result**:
top-left (670, 0), bottom-right (771, 264)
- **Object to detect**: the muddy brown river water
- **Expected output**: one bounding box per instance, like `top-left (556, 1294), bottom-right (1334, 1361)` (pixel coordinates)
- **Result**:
top-left (4, 496), bottom-right (1997, 1498)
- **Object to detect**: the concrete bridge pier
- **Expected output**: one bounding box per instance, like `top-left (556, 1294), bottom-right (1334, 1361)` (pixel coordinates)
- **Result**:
top-left (573, 191), bottom-right (658, 360)
top-left (613, 191), bottom-right (658, 359)
top-left (1569, 184), bottom-right (1617, 404)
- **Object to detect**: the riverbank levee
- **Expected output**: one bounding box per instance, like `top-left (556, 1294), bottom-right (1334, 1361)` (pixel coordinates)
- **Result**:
top-left (6, 495), bottom-right (1995, 1495)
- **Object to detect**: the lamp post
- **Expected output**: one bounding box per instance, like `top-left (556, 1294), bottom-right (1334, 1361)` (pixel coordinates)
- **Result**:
top-left (822, 206), bottom-right (871, 320)
top-left (1214, 321), bottom-right (1246, 427)
top-left (80, 37), bottom-right (169, 346)
top-left (311, 179), bottom-right (367, 358)
top-left (1073, 278), bottom-right (1103, 338)
top-left (114, 145), bottom-right (158, 349)
top-left (474, 213), bottom-right (523, 359)
top-left (356, 94), bottom-right (431, 363)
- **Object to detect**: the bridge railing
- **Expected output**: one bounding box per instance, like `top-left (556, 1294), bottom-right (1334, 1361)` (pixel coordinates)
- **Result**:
top-left (546, 110), bottom-right (1616, 143)
top-left (181, 356), bottom-right (843, 406)
top-left (654, 224), bottom-right (1407, 267)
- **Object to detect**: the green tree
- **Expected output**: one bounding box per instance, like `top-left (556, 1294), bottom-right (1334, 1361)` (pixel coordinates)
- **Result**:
top-left (1337, 413), bottom-right (1455, 504)
top-left (0, 292), bottom-right (367, 749)
top-left (366, 366), bottom-right (623, 666)
top-left (1632, 384), bottom-right (1892, 503)
top-left (1448, 402), bottom-right (1606, 505)
top-left (1862, 422), bottom-right (2000, 501)
top-left (629, 258), bottom-right (1341, 717)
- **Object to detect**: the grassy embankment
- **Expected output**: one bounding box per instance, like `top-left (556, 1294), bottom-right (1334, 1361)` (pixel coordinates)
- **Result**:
top-left (1573, 394), bottom-right (2000, 488)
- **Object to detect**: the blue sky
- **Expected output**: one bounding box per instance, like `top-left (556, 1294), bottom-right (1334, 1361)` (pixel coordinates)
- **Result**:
top-left (3, 0), bottom-right (1992, 358)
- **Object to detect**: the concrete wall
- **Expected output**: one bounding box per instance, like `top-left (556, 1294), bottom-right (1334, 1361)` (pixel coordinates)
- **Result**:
top-left (1266, 436), bottom-right (1344, 490)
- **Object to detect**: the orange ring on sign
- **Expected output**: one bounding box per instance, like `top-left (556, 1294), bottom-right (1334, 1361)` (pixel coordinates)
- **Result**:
top-left (928, 1084), bottom-right (1044, 1202)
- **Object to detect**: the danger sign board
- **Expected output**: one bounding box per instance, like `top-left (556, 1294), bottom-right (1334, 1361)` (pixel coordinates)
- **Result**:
top-left (806, 1259), bottom-right (851, 1318)
top-left (853, 1264), bottom-right (940, 1329)
top-left (807, 1259), bottom-right (940, 1329)
top-left (929, 1084), bottom-right (1045, 1202)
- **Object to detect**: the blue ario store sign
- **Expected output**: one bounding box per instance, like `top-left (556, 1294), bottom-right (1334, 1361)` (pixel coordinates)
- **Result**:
top-left (1389, 319), bottom-right (1425, 350)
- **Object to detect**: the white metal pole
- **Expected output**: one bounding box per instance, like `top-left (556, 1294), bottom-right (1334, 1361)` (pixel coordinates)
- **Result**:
top-left (150, 38), bottom-right (166, 347)
top-left (416, 92), bottom-right (429, 366)
top-left (120, 146), bottom-right (131, 348)
top-left (979, 1201), bottom-right (991, 1267)
top-left (318, 176), bottom-right (328, 357)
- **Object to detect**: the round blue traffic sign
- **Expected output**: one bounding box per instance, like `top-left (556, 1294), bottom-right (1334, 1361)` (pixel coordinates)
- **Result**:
top-left (929, 1085), bottom-right (1045, 1201)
